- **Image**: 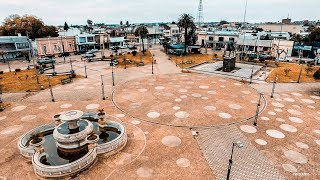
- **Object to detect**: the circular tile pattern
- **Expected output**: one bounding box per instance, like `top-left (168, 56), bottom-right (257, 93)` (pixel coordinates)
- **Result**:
top-left (20, 115), bottom-right (37, 122)
top-left (178, 89), bottom-right (188, 93)
top-left (241, 91), bottom-right (251, 95)
top-left (307, 105), bottom-right (315, 109)
top-left (60, 104), bottom-right (72, 109)
top-left (229, 104), bottom-right (243, 110)
top-left (271, 102), bottom-right (284, 108)
top-left (176, 158), bottom-right (190, 168)
top-left (295, 142), bottom-right (309, 149)
top-left (201, 97), bottom-right (209, 100)
top-left (276, 118), bottom-right (286, 122)
top-left (38, 105), bottom-right (47, 110)
top-left (199, 85), bottom-right (209, 89)
top-left (74, 86), bottom-right (85, 90)
top-left (180, 95), bottom-right (188, 99)
top-left (301, 99), bottom-right (315, 104)
top-left (266, 129), bottom-right (285, 139)
top-left (284, 98), bottom-right (295, 102)
top-left (207, 91), bottom-right (216, 95)
top-left (116, 114), bottom-right (125, 118)
top-left (0, 116), bottom-right (7, 121)
top-left (175, 98), bottom-right (182, 102)
top-left (130, 103), bottom-right (141, 109)
top-left (136, 167), bottom-right (154, 178)
top-left (161, 136), bottom-right (181, 147)
top-left (219, 113), bottom-right (232, 119)
top-left (310, 95), bottom-right (320, 100)
top-left (173, 106), bottom-right (181, 110)
top-left (287, 109), bottom-right (302, 116)
top-left (138, 88), bottom-right (148, 93)
top-left (316, 140), bottom-right (320, 145)
top-left (268, 111), bottom-right (276, 116)
top-left (261, 117), bottom-right (270, 121)
top-left (255, 139), bottom-right (267, 146)
top-left (147, 112), bottom-right (160, 119)
top-left (280, 124), bottom-right (297, 133)
top-left (284, 150), bottom-right (308, 164)
top-left (155, 86), bottom-right (165, 90)
top-left (282, 164), bottom-right (297, 173)
top-left (191, 93), bottom-right (202, 98)
top-left (292, 105), bottom-right (301, 109)
top-left (204, 106), bottom-right (216, 111)
top-left (175, 111), bottom-right (190, 119)
top-left (240, 125), bottom-right (257, 134)
top-left (274, 108), bottom-right (283, 112)
top-left (291, 92), bottom-right (302, 97)
top-left (0, 125), bottom-right (23, 135)
top-left (289, 117), bottom-right (303, 124)
top-left (86, 104), bottom-right (100, 110)
top-left (131, 120), bottom-right (141, 125)
top-left (11, 105), bottom-right (27, 112)
top-left (234, 83), bottom-right (242, 86)
top-left (314, 129), bottom-right (320, 135)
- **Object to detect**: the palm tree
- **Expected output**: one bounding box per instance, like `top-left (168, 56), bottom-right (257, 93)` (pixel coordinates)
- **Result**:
top-left (135, 26), bottom-right (149, 54)
top-left (177, 14), bottom-right (196, 55)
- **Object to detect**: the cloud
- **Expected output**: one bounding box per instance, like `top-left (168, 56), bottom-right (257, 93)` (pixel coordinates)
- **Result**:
top-left (0, 0), bottom-right (319, 25)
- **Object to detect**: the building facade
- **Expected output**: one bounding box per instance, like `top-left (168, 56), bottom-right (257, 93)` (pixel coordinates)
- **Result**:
top-left (0, 36), bottom-right (31, 61)
top-left (36, 36), bottom-right (76, 57)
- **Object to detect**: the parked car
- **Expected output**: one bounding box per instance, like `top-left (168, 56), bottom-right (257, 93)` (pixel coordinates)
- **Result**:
top-left (58, 52), bottom-right (71, 57)
top-left (82, 53), bottom-right (96, 58)
top-left (111, 46), bottom-right (120, 51)
top-left (214, 47), bottom-right (222, 50)
top-left (37, 58), bottom-right (55, 65)
top-left (74, 49), bottom-right (87, 55)
top-left (88, 49), bottom-right (98, 53)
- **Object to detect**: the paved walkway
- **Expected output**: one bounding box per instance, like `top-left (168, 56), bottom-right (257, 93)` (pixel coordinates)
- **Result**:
top-left (194, 125), bottom-right (284, 180)
top-left (149, 46), bottom-right (181, 74)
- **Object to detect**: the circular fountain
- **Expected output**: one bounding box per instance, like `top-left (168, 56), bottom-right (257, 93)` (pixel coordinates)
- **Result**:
top-left (18, 110), bottom-right (127, 178)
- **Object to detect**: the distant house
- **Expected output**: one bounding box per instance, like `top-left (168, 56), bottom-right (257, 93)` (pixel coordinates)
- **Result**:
top-left (0, 35), bottom-right (31, 61)
top-left (198, 28), bottom-right (239, 48)
top-left (36, 36), bottom-right (76, 57)
top-left (258, 24), bottom-right (304, 34)
top-left (76, 34), bottom-right (96, 51)
top-left (162, 24), bottom-right (181, 43)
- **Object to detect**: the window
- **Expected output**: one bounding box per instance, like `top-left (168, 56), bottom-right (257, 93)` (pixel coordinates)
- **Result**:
top-left (209, 37), bottom-right (214, 41)
top-left (54, 45), bottom-right (58, 51)
top-left (218, 37), bottom-right (224, 42)
top-left (16, 42), bottom-right (29, 50)
top-left (87, 37), bottom-right (94, 42)
top-left (79, 37), bottom-right (86, 43)
top-left (42, 45), bottom-right (47, 54)
top-left (229, 38), bottom-right (235, 42)
top-left (69, 44), bottom-right (73, 49)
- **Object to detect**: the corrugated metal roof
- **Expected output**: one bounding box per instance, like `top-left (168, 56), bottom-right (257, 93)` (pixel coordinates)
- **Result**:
top-left (0, 36), bottom-right (29, 43)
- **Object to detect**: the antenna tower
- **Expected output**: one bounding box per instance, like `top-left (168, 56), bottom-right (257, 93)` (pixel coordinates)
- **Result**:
top-left (197, 0), bottom-right (204, 27)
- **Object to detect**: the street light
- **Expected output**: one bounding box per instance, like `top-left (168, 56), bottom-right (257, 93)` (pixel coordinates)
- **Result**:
top-left (82, 58), bottom-right (87, 78)
top-left (47, 76), bottom-right (55, 102)
top-left (110, 59), bottom-right (115, 86)
top-left (226, 141), bottom-right (244, 180)
top-left (100, 75), bottom-right (106, 100)
top-left (7, 60), bottom-right (11, 72)
top-left (270, 75), bottom-right (279, 98)
top-left (254, 91), bottom-right (264, 126)
top-left (152, 55), bottom-right (154, 74)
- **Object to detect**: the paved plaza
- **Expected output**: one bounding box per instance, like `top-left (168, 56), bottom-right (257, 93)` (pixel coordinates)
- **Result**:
top-left (0, 46), bottom-right (320, 179)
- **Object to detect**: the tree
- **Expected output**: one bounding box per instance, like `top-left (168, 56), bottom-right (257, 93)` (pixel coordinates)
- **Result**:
top-left (126, 21), bottom-right (129, 27)
top-left (63, 22), bottom-right (70, 31)
top-left (177, 13), bottom-right (196, 54)
top-left (255, 28), bottom-right (264, 32)
top-left (308, 28), bottom-right (320, 42)
top-left (87, 19), bottom-right (93, 26)
top-left (0, 14), bottom-right (58, 39)
top-left (135, 26), bottom-right (149, 54)
top-left (120, 21), bottom-right (123, 26)
top-left (313, 68), bottom-right (320, 80)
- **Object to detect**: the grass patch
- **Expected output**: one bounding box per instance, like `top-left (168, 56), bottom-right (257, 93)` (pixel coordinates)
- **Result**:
top-left (0, 69), bottom-right (81, 93)
top-left (170, 53), bottom-right (218, 68)
top-left (112, 50), bottom-right (153, 68)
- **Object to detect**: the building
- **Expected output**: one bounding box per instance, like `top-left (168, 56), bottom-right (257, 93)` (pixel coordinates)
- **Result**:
top-left (0, 35), bottom-right (31, 61)
top-left (258, 24), bottom-right (304, 34)
top-left (36, 36), bottom-right (76, 57)
top-left (198, 29), bottom-right (239, 48)
top-left (162, 24), bottom-right (181, 43)
top-left (76, 34), bottom-right (96, 51)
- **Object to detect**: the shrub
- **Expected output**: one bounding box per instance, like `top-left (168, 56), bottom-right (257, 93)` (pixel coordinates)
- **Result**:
top-left (132, 51), bottom-right (137, 56)
top-left (306, 67), bottom-right (314, 76)
top-left (284, 69), bottom-right (291, 76)
top-left (313, 69), bottom-right (320, 80)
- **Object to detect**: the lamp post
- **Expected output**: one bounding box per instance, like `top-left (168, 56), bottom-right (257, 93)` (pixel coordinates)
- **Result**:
top-left (181, 54), bottom-right (184, 72)
top-left (176, 54), bottom-right (178, 67)
top-left (47, 76), bottom-right (55, 102)
top-left (82, 58), bottom-right (87, 78)
top-left (254, 92), bottom-right (264, 126)
top-left (32, 59), bottom-right (40, 84)
top-left (270, 75), bottom-right (279, 98)
top-left (69, 58), bottom-right (74, 71)
top-left (226, 141), bottom-right (244, 180)
top-left (0, 86), bottom-right (3, 112)
top-left (100, 75), bottom-right (106, 100)
top-left (111, 59), bottom-right (115, 86)
top-left (61, 36), bottom-right (66, 63)
top-left (152, 55), bottom-right (154, 74)
top-left (249, 65), bottom-right (254, 84)
top-left (7, 60), bottom-right (11, 72)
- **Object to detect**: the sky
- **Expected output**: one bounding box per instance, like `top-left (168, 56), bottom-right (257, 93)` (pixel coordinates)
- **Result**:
top-left (0, 0), bottom-right (319, 26)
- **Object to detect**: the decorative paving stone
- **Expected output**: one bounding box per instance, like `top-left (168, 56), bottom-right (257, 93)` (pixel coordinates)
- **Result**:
top-left (175, 111), bottom-right (190, 119)
top-left (163, 93), bottom-right (174, 97)
top-left (266, 129), bottom-right (285, 139)
top-left (229, 104), bottom-right (243, 110)
top-left (240, 125), bottom-right (257, 134)
top-left (155, 86), bottom-right (165, 90)
top-left (175, 98), bottom-right (182, 102)
top-left (136, 167), bottom-right (154, 178)
top-left (60, 104), bottom-right (72, 109)
top-left (310, 95), bottom-right (320, 100)
top-left (274, 108), bottom-right (283, 112)
top-left (138, 89), bottom-right (148, 93)
top-left (204, 106), bottom-right (216, 111)
top-left (176, 158), bottom-right (190, 168)
top-left (207, 91), bottom-right (216, 95)
top-left (219, 79), bottom-right (226, 82)
top-left (307, 105), bottom-right (315, 109)
top-left (0, 125), bottom-right (23, 135)
top-left (316, 140), bottom-right (320, 145)
top-left (234, 83), bottom-right (242, 86)
top-left (276, 118), bottom-right (286, 122)
top-left (180, 95), bottom-right (188, 99)
top-left (0, 116), bottom-right (7, 121)
top-left (147, 112), bottom-right (160, 119)
top-left (284, 150), bottom-right (308, 164)
top-left (173, 106), bottom-right (181, 110)
top-left (271, 102), bottom-right (284, 108)
top-left (191, 93), bottom-right (202, 98)
top-left (116, 114), bottom-right (125, 118)
top-left (21, 115), bottom-right (37, 122)
top-left (287, 109), bottom-right (302, 116)
top-left (314, 129), bottom-right (320, 135)
top-left (295, 142), bottom-right (309, 149)
top-left (275, 98), bottom-right (282, 102)
top-left (86, 104), bottom-right (100, 110)
top-left (268, 111), bottom-right (276, 116)
top-left (178, 89), bottom-right (188, 93)
top-left (301, 99), bottom-right (315, 104)
top-left (219, 113), bottom-right (232, 119)
top-left (38, 105), bottom-right (47, 110)
top-left (284, 98), bottom-right (295, 102)
top-left (199, 85), bottom-right (209, 89)
top-left (289, 117), bottom-right (304, 124)
top-left (255, 139), bottom-right (267, 146)
top-left (11, 105), bottom-right (27, 112)
top-left (74, 86), bottom-right (85, 90)
top-left (291, 92), bottom-right (302, 97)
top-left (282, 164), bottom-right (298, 173)
top-left (280, 124), bottom-right (298, 133)
top-left (130, 103), bottom-right (141, 109)
top-left (241, 91), bottom-right (251, 95)
top-left (161, 136), bottom-right (181, 147)
top-left (201, 97), bottom-right (209, 100)
top-left (131, 120), bottom-right (141, 125)
top-left (220, 85), bottom-right (226, 88)
top-left (292, 105), bottom-right (301, 109)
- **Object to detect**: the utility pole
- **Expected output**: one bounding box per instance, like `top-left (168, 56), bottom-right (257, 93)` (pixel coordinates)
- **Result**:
top-left (47, 76), bottom-right (55, 102)
top-left (101, 75), bottom-right (106, 100)
top-left (240, 0), bottom-right (248, 62)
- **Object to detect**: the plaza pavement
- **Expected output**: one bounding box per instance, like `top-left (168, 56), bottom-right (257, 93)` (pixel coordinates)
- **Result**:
top-left (0, 45), bottom-right (319, 179)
